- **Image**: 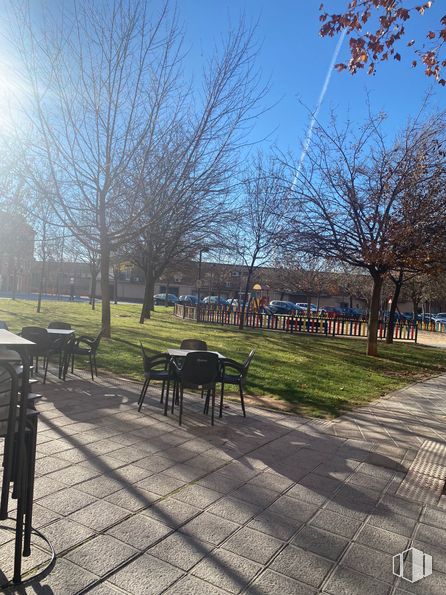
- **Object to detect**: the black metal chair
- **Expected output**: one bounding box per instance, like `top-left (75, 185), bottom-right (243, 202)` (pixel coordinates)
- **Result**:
top-left (0, 361), bottom-right (40, 581)
top-left (169, 352), bottom-right (219, 425)
top-left (70, 329), bottom-right (103, 380)
top-left (219, 349), bottom-right (255, 418)
top-left (21, 327), bottom-right (67, 384)
top-left (180, 339), bottom-right (208, 350)
top-left (0, 321), bottom-right (9, 330)
top-left (47, 321), bottom-right (72, 330)
top-left (138, 344), bottom-right (173, 411)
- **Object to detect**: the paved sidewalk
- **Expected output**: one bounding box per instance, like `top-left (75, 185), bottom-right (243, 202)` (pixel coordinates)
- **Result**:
top-left (2, 371), bottom-right (446, 594)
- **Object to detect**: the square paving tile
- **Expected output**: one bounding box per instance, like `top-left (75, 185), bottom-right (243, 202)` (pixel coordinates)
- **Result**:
top-left (164, 575), bottom-right (228, 594)
top-left (324, 565), bottom-right (391, 595)
top-left (192, 548), bottom-right (262, 594)
top-left (106, 514), bottom-right (171, 549)
top-left (222, 526), bottom-right (283, 565)
top-left (341, 543), bottom-right (394, 584)
top-left (136, 472), bottom-right (185, 496)
top-left (38, 518), bottom-right (95, 554)
top-left (292, 525), bottom-right (348, 561)
top-left (247, 569), bottom-right (318, 594)
top-left (149, 532), bottom-right (213, 571)
top-left (180, 512), bottom-right (240, 545)
top-left (143, 497), bottom-right (202, 528)
top-left (108, 552), bottom-right (184, 594)
top-left (68, 500), bottom-right (129, 531)
top-left (355, 524), bottom-right (409, 555)
top-left (104, 487), bottom-right (160, 511)
top-left (207, 496), bottom-right (262, 524)
top-left (172, 484), bottom-right (224, 508)
top-left (270, 544), bottom-right (332, 587)
top-left (37, 486), bottom-right (98, 515)
top-left (268, 495), bottom-right (319, 523)
top-left (66, 534), bottom-right (138, 576)
top-left (247, 509), bottom-right (302, 540)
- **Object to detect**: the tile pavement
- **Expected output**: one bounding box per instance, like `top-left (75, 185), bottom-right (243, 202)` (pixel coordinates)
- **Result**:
top-left (1, 368), bottom-right (446, 594)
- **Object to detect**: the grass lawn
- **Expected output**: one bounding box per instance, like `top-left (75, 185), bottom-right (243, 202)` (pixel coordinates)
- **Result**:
top-left (1, 299), bottom-right (445, 418)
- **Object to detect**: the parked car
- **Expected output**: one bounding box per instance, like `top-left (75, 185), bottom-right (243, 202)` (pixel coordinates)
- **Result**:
top-left (269, 300), bottom-right (300, 315)
top-left (153, 293), bottom-right (179, 306)
top-left (295, 303), bottom-right (318, 313)
top-left (340, 307), bottom-right (364, 318)
top-left (320, 306), bottom-right (343, 318)
top-left (202, 296), bottom-right (229, 306)
top-left (178, 295), bottom-right (200, 305)
top-left (432, 313), bottom-right (446, 323)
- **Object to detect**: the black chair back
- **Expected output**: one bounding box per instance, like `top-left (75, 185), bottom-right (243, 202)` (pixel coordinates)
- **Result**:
top-left (0, 321), bottom-right (9, 330)
top-left (0, 362), bottom-right (19, 438)
top-left (180, 352), bottom-right (219, 386)
top-left (140, 343), bottom-right (168, 373)
top-left (48, 321), bottom-right (72, 330)
top-left (242, 349), bottom-right (256, 377)
top-left (21, 327), bottom-right (50, 353)
top-left (91, 329), bottom-right (104, 352)
top-left (180, 339), bottom-right (208, 351)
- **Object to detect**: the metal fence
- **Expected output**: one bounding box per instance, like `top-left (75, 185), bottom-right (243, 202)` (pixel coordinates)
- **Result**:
top-left (173, 305), bottom-right (417, 341)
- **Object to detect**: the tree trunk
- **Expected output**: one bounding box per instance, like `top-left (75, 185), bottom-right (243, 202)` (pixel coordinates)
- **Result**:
top-left (239, 267), bottom-right (254, 330)
top-left (37, 259), bottom-right (45, 313)
top-left (412, 300), bottom-right (419, 320)
top-left (90, 270), bottom-right (97, 310)
top-left (386, 273), bottom-right (403, 344)
top-left (114, 272), bottom-right (118, 305)
top-left (100, 244), bottom-right (111, 337)
top-left (367, 274), bottom-right (383, 357)
top-left (140, 267), bottom-right (155, 323)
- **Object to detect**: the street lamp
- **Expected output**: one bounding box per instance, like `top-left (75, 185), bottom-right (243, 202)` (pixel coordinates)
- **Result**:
top-left (197, 248), bottom-right (209, 319)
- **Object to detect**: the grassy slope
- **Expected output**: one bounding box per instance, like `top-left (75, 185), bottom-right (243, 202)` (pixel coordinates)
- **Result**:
top-left (1, 299), bottom-right (445, 418)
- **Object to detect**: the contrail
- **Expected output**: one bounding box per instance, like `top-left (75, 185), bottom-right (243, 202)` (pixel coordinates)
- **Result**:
top-left (292, 28), bottom-right (347, 188)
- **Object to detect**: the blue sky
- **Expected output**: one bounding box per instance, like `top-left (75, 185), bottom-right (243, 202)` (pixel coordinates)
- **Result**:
top-left (177, 0), bottom-right (444, 156)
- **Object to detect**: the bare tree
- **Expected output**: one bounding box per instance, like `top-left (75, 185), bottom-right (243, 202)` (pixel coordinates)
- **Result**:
top-left (288, 111), bottom-right (446, 356)
top-left (10, 1), bottom-right (265, 336)
top-left (9, 0), bottom-right (187, 336)
top-left (227, 154), bottom-right (287, 329)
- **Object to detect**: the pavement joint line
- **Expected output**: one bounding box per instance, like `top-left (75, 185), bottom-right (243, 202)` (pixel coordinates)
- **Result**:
top-left (73, 404), bottom-right (303, 594)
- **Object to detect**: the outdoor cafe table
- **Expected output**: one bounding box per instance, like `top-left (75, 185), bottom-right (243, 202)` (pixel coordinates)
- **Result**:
top-left (47, 328), bottom-right (75, 337)
top-left (167, 348), bottom-right (225, 359)
top-left (165, 349), bottom-right (225, 419)
top-left (0, 330), bottom-right (54, 585)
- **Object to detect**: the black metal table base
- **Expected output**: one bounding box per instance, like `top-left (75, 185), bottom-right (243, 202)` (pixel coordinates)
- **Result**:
top-left (0, 523), bottom-right (56, 591)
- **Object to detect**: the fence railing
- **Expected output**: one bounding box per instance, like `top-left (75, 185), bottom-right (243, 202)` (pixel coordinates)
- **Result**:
top-left (173, 304), bottom-right (417, 341)
top-left (418, 320), bottom-right (446, 334)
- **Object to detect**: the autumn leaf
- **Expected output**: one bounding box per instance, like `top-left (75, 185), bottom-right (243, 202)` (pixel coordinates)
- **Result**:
top-left (427, 31), bottom-right (436, 39)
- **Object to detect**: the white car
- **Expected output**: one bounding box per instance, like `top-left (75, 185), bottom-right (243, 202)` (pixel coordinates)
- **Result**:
top-left (295, 303), bottom-right (318, 313)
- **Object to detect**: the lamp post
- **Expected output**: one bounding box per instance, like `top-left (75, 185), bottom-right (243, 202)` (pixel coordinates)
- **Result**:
top-left (197, 248), bottom-right (209, 321)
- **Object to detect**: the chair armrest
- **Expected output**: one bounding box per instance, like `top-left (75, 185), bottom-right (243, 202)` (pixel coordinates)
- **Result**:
top-left (221, 358), bottom-right (244, 374)
top-left (75, 335), bottom-right (94, 347)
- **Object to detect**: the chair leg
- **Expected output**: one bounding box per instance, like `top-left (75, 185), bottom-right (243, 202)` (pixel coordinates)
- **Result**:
top-left (138, 379), bottom-right (149, 405)
top-left (172, 380), bottom-right (179, 414)
top-left (239, 382), bottom-right (246, 417)
top-left (160, 381), bottom-right (165, 403)
top-left (219, 382), bottom-right (225, 418)
top-left (211, 385), bottom-right (216, 426)
top-left (179, 384), bottom-right (184, 425)
top-left (24, 417), bottom-right (38, 556)
top-left (138, 379), bottom-right (150, 412)
top-left (164, 378), bottom-right (171, 416)
top-left (89, 354), bottom-right (94, 381)
top-left (43, 354), bottom-right (49, 384)
top-left (71, 352), bottom-right (75, 373)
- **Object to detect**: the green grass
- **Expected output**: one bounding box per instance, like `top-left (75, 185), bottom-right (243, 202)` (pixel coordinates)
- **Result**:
top-left (1, 299), bottom-right (445, 418)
